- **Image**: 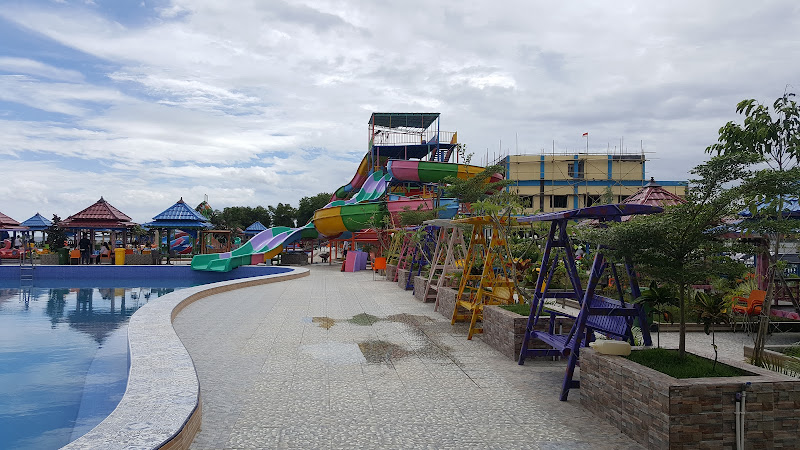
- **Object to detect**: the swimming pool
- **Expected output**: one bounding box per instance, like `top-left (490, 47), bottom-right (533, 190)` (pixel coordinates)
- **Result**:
top-left (0, 265), bottom-right (291, 449)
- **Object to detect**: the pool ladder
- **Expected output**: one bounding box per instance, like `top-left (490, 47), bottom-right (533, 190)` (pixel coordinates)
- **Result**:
top-left (19, 248), bottom-right (34, 284)
top-left (18, 242), bottom-right (35, 306)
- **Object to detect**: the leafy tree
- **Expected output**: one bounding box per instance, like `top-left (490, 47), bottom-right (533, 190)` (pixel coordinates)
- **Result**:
top-left (706, 92), bottom-right (800, 365)
top-left (215, 206), bottom-right (272, 231)
top-left (46, 214), bottom-right (67, 250)
top-left (269, 203), bottom-right (297, 227)
top-left (601, 186), bottom-right (615, 205)
top-left (580, 154), bottom-right (751, 358)
top-left (296, 192), bottom-right (332, 225)
top-left (635, 281), bottom-right (679, 348)
top-left (693, 291), bottom-right (731, 371)
top-left (441, 164), bottom-right (511, 204)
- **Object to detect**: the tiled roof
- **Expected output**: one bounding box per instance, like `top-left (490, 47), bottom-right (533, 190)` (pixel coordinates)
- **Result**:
top-left (21, 213), bottom-right (53, 230)
top-left (142, 198), bottom-right (212, 229)
top-left (739, 196), bottom-right (800, 218)
top-left (623, 178), bottom-right (686, 207)
top-left (244, 221), bottom-right (268, 233)
top-left (151, 198), bottom-right (210, 222)
top-left (61, 197), bottom-right (135, 228)
top-left (0, 211), bottom-right (21, 227)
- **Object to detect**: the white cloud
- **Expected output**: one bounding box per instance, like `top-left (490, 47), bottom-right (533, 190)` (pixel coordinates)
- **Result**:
top-left (0, 0), bottom-right (798, 223)
top-left (0, 57), bottom-right (84, 82)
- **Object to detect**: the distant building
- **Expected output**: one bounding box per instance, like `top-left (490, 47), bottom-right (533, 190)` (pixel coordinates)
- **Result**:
top-left (499, 153), bottom-right (687, 213)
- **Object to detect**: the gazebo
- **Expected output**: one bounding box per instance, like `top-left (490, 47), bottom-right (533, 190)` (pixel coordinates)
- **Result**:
top-left (0, 211), bottom-right (28, 246)
top-left (623, 177), bottom-right (686, 207)
top-left (21, 213), bottom-right (53, 244)
top-left (244, 221), bottom-right (268, 236)
top-left (737, 196), bottom-right (800, 297)
top-left (60, 197), bottom-right (136, 247)
top-left (0, 211), bottom-right (26, 229)
top-left (142, 198), bottom-right (212, 255)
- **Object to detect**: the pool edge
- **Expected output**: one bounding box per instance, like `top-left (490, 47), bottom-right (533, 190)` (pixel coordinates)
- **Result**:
top-left (63, 267), bottom-right (310, 450)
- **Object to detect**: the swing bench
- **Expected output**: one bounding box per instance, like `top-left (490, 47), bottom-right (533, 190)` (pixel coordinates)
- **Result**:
top-left (517, 204), bottom-right (662, 401)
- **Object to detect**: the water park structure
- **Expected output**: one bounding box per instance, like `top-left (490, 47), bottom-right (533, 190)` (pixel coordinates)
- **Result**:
top-left (191, 113), bottom-right (502, 272)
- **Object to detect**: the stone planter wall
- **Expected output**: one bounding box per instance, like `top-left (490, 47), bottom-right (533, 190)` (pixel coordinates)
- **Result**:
top-left (436, 287), bottom-right (457, 319)
top-left (125, 254), bottom-right (153, 265)
top-left (385, 264), bottom-right (397, 282)
top-left (413, 275), bottom-right (434, 302)
top-left (483, 306), bottom-right (576, 361)
top-left (279, 252), bottom-right (309, 266)
top-left (396, 269), bottom-right (412, 291)
top-left (39, 254), bottom-right (59, 265)
top-left (581, 347), bottom-right (800, 449)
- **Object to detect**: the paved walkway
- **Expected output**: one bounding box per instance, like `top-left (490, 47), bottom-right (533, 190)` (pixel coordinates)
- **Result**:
top-left (173, 264), bottom-right (800, 449)
top-left (173, 265), bottom-right (642, 449)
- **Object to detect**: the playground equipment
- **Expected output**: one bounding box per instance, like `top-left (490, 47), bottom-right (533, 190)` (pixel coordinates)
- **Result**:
top-left (162, 229), bottom-right (194, 255)
top-left (516, 204), bottom-right (660, 401)
top-left (0, 239), bottom-right (22, 259)
top-left (420, 219), bottom-right (467, 309)
top-left (192, 112), bottom-right (503, 272)
top-left (451, 216), bottom-right (519, 339)
top-left (403, 225), bottom-right (439, 290)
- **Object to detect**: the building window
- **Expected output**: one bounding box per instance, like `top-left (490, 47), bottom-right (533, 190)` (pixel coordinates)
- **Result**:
top-left (552, 195), bottom-right (568, 208)
top-left (568, 160), bottom-right (585, 179)
top-left (586, 195), bottom-right (602, 207)
top-left (618, 195), bottom-right (629, 203)
top-left (520, 195), bottom-right (534, 209)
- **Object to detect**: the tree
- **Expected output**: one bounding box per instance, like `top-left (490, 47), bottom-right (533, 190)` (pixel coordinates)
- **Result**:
top-left (580, 154), bottom-right (751, 357)
top-left (296, 192), bottom-right (332, 225)
top-left (46, 214), bottom-right (67, 250)
top-left (269, 203), bottom-right (297, 227)
top-left (441, 164), bottom-right (510, 204)
top-left (214, 206), bottom-right (272, 231)
top-left (706, 92), bottom-right (800, 365)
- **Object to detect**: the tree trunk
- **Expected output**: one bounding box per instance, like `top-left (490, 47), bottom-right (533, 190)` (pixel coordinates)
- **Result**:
top-left (679, 285), bottom-right (686, 358)
top-left (752, 237), bottom-right (779, 366)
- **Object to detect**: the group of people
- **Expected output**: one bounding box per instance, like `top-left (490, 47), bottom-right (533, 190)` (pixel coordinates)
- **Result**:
top-left (77, 234), bottom-right (112, 264)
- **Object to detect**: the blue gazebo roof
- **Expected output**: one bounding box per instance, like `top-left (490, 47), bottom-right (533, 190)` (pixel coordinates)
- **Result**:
top-left (142, 198), bottom-right (212, 229)
top-left (21, 212), bottom-right (52, 231)
top-left (739, 196), bottom-right (800, 218)
top-left (244, 221), bottom-right (268, 235)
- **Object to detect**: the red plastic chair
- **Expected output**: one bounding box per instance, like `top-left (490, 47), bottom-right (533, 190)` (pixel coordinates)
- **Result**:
top-left (372, 257), bottom-right (387, 280)
top-left (732, 289), bottom-right (766, 333)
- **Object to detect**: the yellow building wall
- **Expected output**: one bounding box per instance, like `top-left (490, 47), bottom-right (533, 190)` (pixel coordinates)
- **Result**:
top-left (504, 154), bottom-right (686, 213)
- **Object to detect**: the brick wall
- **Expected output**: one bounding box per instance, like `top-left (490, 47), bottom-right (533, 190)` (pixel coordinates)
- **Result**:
top-left (385, 264), bottom-right (397, 282)
top-left (396, 269), bottom-right (412, 290)
top-left (437, 287), bottom-right (457, 320)
top-left (483, 306), bottom-right (576, 361)
top-left (40, 254), bottom-right (59, 265)
top-left (581, 348), bottom-right (800, 449)
top-left (413, 275), bottom-right (430, 301)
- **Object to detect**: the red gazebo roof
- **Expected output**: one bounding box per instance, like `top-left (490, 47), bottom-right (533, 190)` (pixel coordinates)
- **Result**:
top-left (624, 178), bottom-right (686, 207)
top-left (0, 211), bottom-right (27, 231)
top-left (60, 197), bottom-right (136, 229)
top-left (0, 211), bottom-right (21, 227)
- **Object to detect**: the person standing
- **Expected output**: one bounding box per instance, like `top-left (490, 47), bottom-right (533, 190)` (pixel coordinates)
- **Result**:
top-left (79, 233), bottom-right (92, 265)
top-left (13, 235), bottom-right (21, 249)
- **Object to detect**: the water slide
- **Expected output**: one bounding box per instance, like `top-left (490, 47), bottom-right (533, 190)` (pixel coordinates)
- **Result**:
top-left (312, 160), bottom-right (500, 237)
top-left (191, 223), bottom-right (315, 272)
top-left (192, 159), bottom-right (500, 272)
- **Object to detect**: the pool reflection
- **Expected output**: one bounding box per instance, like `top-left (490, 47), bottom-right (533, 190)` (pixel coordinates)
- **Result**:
top-left (0, 286), bottom-right (177, 450)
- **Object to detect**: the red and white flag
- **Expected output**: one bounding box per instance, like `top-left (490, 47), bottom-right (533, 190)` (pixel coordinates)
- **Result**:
top-left (582, 132), bottom-right (588, 137)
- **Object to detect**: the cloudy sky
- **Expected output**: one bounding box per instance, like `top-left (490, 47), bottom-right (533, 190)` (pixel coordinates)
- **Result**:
top-left (1, 0), bottom-right (798, 224)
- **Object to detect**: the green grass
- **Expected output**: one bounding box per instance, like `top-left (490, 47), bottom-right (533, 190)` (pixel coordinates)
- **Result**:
top-left (781, 346), bottom-right (800, 358)
top-left (500, 304), bottom-right (532, 316)
top-left (626, 348), bottom-right (751, 378)
top-left (499, 303), bottom-right (560, 316)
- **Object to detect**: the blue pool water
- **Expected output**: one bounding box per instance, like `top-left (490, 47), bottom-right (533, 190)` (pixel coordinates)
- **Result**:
top-left (0, 265), bottom-right (291, 449)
